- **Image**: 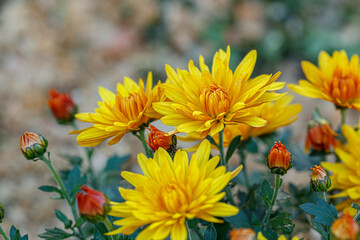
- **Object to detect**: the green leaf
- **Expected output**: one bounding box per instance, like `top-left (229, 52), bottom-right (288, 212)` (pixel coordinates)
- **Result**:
top-left (245, 138), bottom-right (258, 153)
top-left (38, 228), bottom-right (72, 239)
top-left (311, 217), bottom-right (328, 240)
top-left (9, 226), bottom-right (28, 240)
top-left (64, 165), bottom-right (87, 200)
top-left (104, 154), bottom-right (130, 172)
top-left (55, 210), bottom-right (72, 229)
top-left (269, 212), bottom-right (294, 235)
top-left (226, 135), bottom-right (241, 162)
top-left (206, 136), bottom-right (219, 148)
top-left (38, 185), bottom-right (62, 194)
top-left (73, 217), bottom-right (86, 228)
top-left (352, 202), bottom-right (360, 210)
top-left (260, 180), bottom-right (274, 208)
top-left (300, 197), bottom-right (337, 226)
top-left (204, 224), bottom-right (217, 240)
top-left (224, 211), bottom-right (251, 228)
top-left (187, 218), bottom-right (199, 229)
top-left (94, 223), bottom-right (111, 240)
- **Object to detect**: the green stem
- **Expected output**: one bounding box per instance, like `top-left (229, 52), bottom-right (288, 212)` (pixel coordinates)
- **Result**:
top-left (262, 174), bottom-right (282, 227)
top-left (40, 154), bottom-right (84, 238)
top-left (340, 108), bottom-right (346, 126)
top-left (0, 225), bottom-right (10, 240)
top-left (186, 221), bottom-right (193, 240)
top-left (218, 129), bottom-right (236, 205)
top-left (137, 128), bottom-right (152, 158)
top-left (104, 217), bottom-right (116, 240)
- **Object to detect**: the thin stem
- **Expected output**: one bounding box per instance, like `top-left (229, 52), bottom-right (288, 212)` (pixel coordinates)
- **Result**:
top-left (0, 225), bottom-right (10, 240)
top-left (340, 108), bottom-right (346, 126)
top-left (40, 154), bottom-right (84, 238)
top-left (186, 221), bottom-right (193, 240)
top-left (218, 129), bottom-right (236, 205)
top-left (137, 128), bottom-right (152, 158)
top-left (103, 217), bottom-right (116, 240)
top-left (262, 174), bottom-right (282, 227)
top-left (321, 192), bottom-right (327, 202)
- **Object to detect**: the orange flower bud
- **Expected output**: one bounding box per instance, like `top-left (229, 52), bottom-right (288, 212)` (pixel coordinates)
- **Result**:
top-left (310, 165), bottom-right (331, 192)
top-left (20, 132), bottom-right (48, 160)
top-left (47, 88), bottom-right (77, 124)
top-left (229, 228), bottom-right (256, 240)
top-left (146, 125), bottom-right (177, 153)
top-left (267, 141), bottom-right (292, 175)
top-left (331, 214), bottom-right (359, 240)
top-left (305, 118), bottom-right (338, 153)
top-left (76, 185), bottom-right (111, 223)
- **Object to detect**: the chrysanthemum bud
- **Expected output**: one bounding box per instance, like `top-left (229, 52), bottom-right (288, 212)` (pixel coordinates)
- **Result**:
top-left (20, 132), bottom-right (48, 160)
top-left (267, 141), bottom-right (292, 175)
top-left (310, 165), bottom-right (331, 192)
top-left (305, 118), bottom-right (338, 153)
top-left (229, 228), bottom-right (256, 240)
top-left (0, 202), bottom-right (4, 223)
top-left (146, 125), bottom-right (177, 154)
top-left (331, 214), bottom-right (359, 240)
top-left (76, 185), bottom-right (111, 223)
top-left (47, 88), bottom-right (77, 124)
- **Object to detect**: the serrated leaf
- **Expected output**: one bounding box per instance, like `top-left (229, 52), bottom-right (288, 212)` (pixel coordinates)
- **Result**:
top-left (261, 179), bottom-right (274, 208)
top-left (311, 217), bottom-right (328, 240)
top-left (269, 212), bottom-right (294, 235)
top-left (104, 154), bottom-right (130, 172)
top-left (64, 165), bottom-right (87, 200)
top-left (38, 185), bottom-right (62, 194)
top-left (224, 211), bottom-right (251, 228)
top-left (206, 135), bottom-right (219, 148)
top-left (226, 135), bottom-right (241, 162)
top-left (38, 227), bottom-right (72, 239)
top-left (55, 210), bottom-right (72, 229)
top-left (204, 223), bottom-right (217, 240)
top-left (9, 226), bottom-right (28, 240)
top-left (352, 203), bottom-right (360, 210)
top-left (300, 197), bottom-right (337, 226)
top-left (187, 218), bottom-right (198, 229)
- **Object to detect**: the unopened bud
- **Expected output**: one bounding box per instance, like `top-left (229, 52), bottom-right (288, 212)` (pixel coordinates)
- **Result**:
top-left (229, 228), bottom-right (256, 240)
top-left (305, 118), bottom-right (338, 153)
top-left (76, 185), bottom-right (111, 223)
top-left (47, 88), bottom-right (77, 124)
top-left (310, 165), bottom-right (331, 192)
top-left (20, 132), bottom-right (48, 160)
top-left (331, 214), bottom-right (358, 240)
top-left (267, 141), bottom-right (292, 175)
top-left (146, 125), bottom-right (177, 154)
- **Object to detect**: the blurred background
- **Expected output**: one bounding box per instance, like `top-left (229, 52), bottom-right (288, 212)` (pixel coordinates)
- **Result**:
top-left (0, 0), bottom-right (360, 238)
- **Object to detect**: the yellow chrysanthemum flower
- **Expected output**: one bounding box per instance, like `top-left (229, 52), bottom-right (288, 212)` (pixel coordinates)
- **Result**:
top-left (322, 120), bottom-right (360, 213)
top-left (180, 95), bottom-right (301, 148)
top-left (107, 140), bottom-right (243, 240)
top-left (288, 50), bottom-right (360, 110)
top-left (153, 46), bottom-right (286, 138)
top-left (70, 72), bottom-right (164, 147)
top-left (257, 232), bottom-right (299, 240)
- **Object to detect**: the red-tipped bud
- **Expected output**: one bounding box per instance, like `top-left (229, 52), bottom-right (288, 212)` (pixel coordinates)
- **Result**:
top-left (76, 185), bottom-right (111, 223)
top-left (331, 214), bottom-right (359, 240)
top-left (47, 88), bottom-right (77, 124)
top-left (305, 118), bottom-right (338, 153)
top-left (310, 165), bottom-right (331, 192)
top-left (20, 132), bottom-right (48, 160)
top-left (146, 125), bottom-right (177, 153)
top-left (229, 228), bottom-right (256, 240)
top-left (267, 141), bottom-right (292, 175)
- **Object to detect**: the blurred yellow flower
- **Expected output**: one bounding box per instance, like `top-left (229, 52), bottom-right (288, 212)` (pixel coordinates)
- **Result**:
top-left (180, 95), bottom-right (301, 148)
top-left (322, 120), bottom-right (360, 212)
top-left (70, 72), bottom-right (164, 147)
top-left (153, 46), bottom-right (285, 138)
top-left (107, 140), bottom-right (242, 239)
top-left (288, 50), bottom-right (360, 110)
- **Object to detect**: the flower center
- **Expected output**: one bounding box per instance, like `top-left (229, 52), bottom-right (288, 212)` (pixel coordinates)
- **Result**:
top-left (116, 92), bottom-right (148, 121)
top-left (330, 67), bottom-right (360, 103)
top-left (160, 182), bottom-right (190, 213)
top-left (200, 84), bottom-right (230, 118)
